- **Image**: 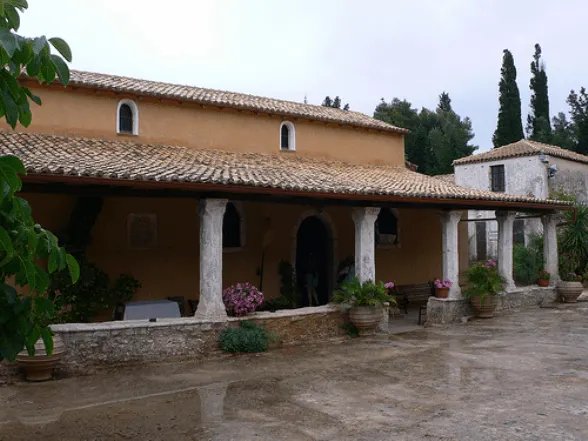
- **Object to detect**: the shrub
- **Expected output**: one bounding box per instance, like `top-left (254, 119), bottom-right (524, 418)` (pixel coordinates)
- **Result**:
top-left (462, 259), bottom-right (505, 301)
top-left (560, 203), bottom-right (588, 271)
top-left (219, 321), bottom-right (277, 353)
top-left (332, 277), bottom-right (396, 310)
top-left (513, 241), bottom-right (543, 285)
top-left (222, 282), bottom-right (264, 316)
top-left (51, 262), bottom-right (140, 323)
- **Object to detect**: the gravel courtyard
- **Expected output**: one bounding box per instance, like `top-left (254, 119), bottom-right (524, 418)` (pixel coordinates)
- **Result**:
top-left (2, 305), bottom-right (588, 440)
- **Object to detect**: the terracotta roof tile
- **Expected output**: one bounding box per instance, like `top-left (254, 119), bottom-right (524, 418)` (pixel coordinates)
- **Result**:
top-left (454, 139), bottom-right (588, 165)
top-left (0, 131), bottom-right (569, 208)
top-left (64, 71), bottom-right (407, 135)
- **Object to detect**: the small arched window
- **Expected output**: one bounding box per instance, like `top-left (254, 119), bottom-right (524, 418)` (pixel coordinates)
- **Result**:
top-left (223, 202), bottom-right (246, 250)
top-left (280, 121), bottom-right (295, 151)
top-left (117, 99), bottom-right (139, 135)
top-left (375, 208), bottom-right (400, 247)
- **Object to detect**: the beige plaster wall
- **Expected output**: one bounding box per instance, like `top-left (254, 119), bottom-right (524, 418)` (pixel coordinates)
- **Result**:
top-left (23, 193), bottom-right (467, 315)
top-left (7, 85), bottom-right (405, 166)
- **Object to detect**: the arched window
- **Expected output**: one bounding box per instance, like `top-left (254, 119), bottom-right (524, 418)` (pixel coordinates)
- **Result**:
top-left (223, 202), bottom-right (245, 250)
top-left (280, 121), bottom-right (295, 151)
top-left (375, 208), bottom-right (399, 247)
top-left (117, 99), bottom-right (139, 135)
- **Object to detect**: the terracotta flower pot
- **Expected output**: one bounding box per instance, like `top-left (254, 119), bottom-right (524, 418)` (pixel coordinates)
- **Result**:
top-left (16, 334), bottom-right (64, 382)
top-left (435, 287), bottom-right (449, 299)
top-left (349, 306), bottom-right (381, 336)
top-left (538, 278), bottom-right (549, 287)
top-left (470, 295), bottom-right (497, 319)
top-left (557, 281), bottom-right (583, 303)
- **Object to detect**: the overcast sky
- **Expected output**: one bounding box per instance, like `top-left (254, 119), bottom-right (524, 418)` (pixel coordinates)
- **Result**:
top-left (19, 0), bottom-right (588, 152)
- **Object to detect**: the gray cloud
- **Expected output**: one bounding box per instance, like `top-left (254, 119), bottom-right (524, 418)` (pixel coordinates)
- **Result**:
top-left (19, 0), bottom-right (588, 152)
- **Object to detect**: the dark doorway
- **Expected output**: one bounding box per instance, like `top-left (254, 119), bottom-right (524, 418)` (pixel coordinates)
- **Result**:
top-left (476, 222), bottom-right (487, 261)
top-left (295, 216), bottom-right (332, 307)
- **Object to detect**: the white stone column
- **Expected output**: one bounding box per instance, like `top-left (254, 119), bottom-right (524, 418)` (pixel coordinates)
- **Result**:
top-left (496, 210), bottom-right (516, 292)
top-left (440, 211), bottom-right (463, 299)
top-left (542, 214), bottom-right (559, 286)
top-left (351, 207), bottom-right (380, 283)
top-left (196, 199), bottom-right (228, 320)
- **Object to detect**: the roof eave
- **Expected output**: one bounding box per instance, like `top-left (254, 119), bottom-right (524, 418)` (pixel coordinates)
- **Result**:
top-left (21, 173), bottom-right (570, 212)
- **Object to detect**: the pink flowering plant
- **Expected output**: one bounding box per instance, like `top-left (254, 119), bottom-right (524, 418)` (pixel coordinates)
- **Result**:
top-left (222, 282), bottom-right (264, 316)
top-left (462, 259), bottom-right (505, 301)
top-left (433, 279), bottom-right (453, 289)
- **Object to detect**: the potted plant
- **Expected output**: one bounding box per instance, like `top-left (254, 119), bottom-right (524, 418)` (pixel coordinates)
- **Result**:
top-left (462, 259), bottom-right (504, 318)
top-left (15, 292), bottom-right (71, 382)
top-left (222, 282), bottom-right (264, 316)
top-left (557, 273), bottom-right (583, 303)
top-left (557, 253), bottom-right (584, 303)
top-left (537, 270), bottom-right (550, 287)
top-left (433, 279), bottom-right (453, 298)
top-left (332, 277), bottom-right (395, 335)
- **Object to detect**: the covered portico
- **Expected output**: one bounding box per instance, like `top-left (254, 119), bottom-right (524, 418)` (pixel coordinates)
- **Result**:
top-left (6, 130), bottom-right (568, 324)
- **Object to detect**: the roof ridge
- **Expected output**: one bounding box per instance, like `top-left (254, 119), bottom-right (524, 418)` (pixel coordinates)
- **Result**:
top-left (65, 70), bottom-right (408, 134)
top-left (70, 70), bottom-right (358, 116)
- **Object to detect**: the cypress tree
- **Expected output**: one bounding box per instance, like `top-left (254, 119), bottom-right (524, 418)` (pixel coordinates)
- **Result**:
top-left (438, 92), bottom-right (452, 112)
top-left (493, 49), bottom-right (524, 147)
top-left (527, 44), bottom-right (551, 142)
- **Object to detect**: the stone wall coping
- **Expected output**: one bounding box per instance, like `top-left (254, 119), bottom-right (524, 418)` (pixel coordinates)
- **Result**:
top-left (51, 305), bottom-right (340, 333)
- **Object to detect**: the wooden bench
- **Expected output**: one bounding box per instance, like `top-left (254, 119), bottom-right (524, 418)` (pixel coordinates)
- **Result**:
top-left (395, 283), bottom-right (434, 325)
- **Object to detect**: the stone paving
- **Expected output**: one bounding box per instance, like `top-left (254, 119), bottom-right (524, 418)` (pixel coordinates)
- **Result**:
top-left (2, 305), bottom-right (588, 440)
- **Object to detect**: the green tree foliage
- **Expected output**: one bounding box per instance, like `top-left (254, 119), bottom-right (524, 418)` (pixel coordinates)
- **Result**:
top-left (438, 91), bottom-right (452, 112)
top-left (552, 112), bottom-right (576, 151)
top-left (322, 95), bottom-right (350, 111)
top-left (0, 1), bottom-right (77, 362)
top-left (513, 234), bottom-right (544, 285)
top-left (566, 88), bottom-right (588, 155)
top-left (429, 93), bottom-right (477, 175)
top-left (527, 44), bottom-right (551, 142)
top-left (374, 94), bottom-right (476, 175)
top-left (493, 49), bottom-right (524, 147)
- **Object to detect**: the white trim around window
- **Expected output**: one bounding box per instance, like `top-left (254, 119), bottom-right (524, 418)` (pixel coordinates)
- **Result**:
top-left (117, 99), bottom-right (140, 136)
top-left (280, 120), bottom-right (296, 151)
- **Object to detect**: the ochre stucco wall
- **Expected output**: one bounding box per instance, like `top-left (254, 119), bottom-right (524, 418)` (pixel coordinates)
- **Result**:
top-left (7, 86), bottom-right (405, 165)
top-left (22, 193), bottom-right (468, 316)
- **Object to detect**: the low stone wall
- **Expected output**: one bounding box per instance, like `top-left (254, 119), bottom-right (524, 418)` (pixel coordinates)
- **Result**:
top-left (0, 305), bottom-right (347, 380)
top-left (427, 286), bottom-right (557, 325)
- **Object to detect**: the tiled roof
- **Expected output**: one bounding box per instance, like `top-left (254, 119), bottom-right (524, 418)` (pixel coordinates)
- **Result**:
top-left (63, 71), bottom-right (407, 135)
top-left (435, 174), bottom-right (455, 183)
top-left (454, 139), bottom-right (588, 165)
top-left (1, 131), bottom-right (567, 207)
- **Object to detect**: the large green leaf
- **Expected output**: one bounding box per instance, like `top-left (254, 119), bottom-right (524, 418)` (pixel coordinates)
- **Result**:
top-left (48, 37), bottom-right (71, 62)
top-left (31, 35), bottom-right (47, 55)
top-left (6, 0), bottom-right (28, 9)
top-left (0, 90), bottom-right (18, 128)
top-left (0, 28), bottom-right (19, 57)
top-left (24, 88), bottom-right (41, 105)
top-left (5, 4), bottom-right (20, 30)
top-left (0, 224), bottom-right (13, 255)
top-left (66, 253), bottom-right (79, 283)
top-left (39, 327), bottom-right (53, 356)
top-left (48, 247), bottom-right (59, 274)
top-left (50, 54), bottom-right (69, 86)
top-left (0, 155), bottom-right (25, 174)
top-left (0, 160), bottom-right (22, 192)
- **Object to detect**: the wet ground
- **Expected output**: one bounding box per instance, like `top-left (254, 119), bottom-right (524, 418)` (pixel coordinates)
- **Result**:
top-left (2, 305), bottom-right (588, 440)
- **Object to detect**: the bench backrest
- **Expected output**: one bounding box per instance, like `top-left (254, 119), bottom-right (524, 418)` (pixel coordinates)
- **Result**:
top-left (396, 283), bottom-right (434, 302)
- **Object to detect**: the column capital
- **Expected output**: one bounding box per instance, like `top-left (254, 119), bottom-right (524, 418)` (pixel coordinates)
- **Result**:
top-left (495, 210), bottom-right (516, 220)
top-left (352, 206), bottom-right (381, 223)
top-left (440, 210), bottom-right (463, 225)
top-left (199, 198), bottom-right (228, 216)
top-left (541, 213), bottom-right (559, 224)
